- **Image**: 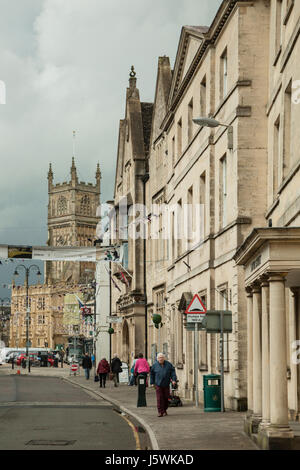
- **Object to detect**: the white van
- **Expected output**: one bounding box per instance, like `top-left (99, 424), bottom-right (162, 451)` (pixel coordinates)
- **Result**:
top-left (0, 347), bottom-right (50, 363)
top-left (0, 348), bottom-right (25, 363)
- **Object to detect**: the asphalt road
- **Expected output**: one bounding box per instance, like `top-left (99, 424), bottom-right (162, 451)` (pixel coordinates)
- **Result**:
top-left (0, 375), bottom-right (137, 450)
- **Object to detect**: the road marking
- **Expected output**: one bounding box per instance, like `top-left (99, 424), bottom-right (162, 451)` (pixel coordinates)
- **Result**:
top-left (117, 411), bottom-right (141, 451)
top-left (0, 402), bottom-right (109, 407)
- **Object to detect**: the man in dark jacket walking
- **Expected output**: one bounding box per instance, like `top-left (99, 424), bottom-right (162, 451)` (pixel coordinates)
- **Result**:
top-left (111, 353), bottom-right (122, 387)
top-left (82, 352), bottom-right (92, 380)
top-left (150, 353), bottom-right (177, 417)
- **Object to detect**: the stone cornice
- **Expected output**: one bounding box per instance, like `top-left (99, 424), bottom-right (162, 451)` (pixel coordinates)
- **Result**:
top-left (234, 227), bottom-right (300, 266)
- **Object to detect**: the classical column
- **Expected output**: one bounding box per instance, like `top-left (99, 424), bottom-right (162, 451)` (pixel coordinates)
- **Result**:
top-left (291, 288), bottom-right (300, 419)
top-left (260, 279), bottom-right (270, 427)
top-left (267, 274), bottom-right (293, 438)
top-left (246, 288), bottom-right (253, 414)
top-left (252, 284), bottom-right (262, 423)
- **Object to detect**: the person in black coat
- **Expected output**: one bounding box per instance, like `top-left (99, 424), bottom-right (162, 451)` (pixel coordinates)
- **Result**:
top-left (111, 353), bottom-right (122, 387)
top-left (82, 353), bottom-right (93, 380)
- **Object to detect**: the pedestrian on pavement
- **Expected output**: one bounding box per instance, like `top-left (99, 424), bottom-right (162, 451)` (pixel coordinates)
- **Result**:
top-left (91, 353), bottom-right (95, 367)
top-left (150, 353), bottom-right (177, 417)
top-left (54, 352), bottom-right (59, 368)
top-left (134, 353), bottom-right (150, 385)
top-left (111, 353), bottom-right (122, 387)
top-left (129, 355), bottom-right (138, 386)
top-left (60, 350), bottom-right (64, 368)
top-left (97, 357), bottom-right (110, 388)
top-left (82, 352), bottom-right (92, 380)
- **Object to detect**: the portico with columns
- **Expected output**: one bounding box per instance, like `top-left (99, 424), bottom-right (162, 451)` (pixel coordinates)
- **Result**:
top-left (235, 227), bottom-right (300, 450)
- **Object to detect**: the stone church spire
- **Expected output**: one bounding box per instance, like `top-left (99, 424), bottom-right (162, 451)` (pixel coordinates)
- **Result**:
top-left (71, 130), bottom-right (78, 185)
top-left (96, 162), bottom-right (101, 188)
top-left (71, 157), bottom-right (78, 185)
top-left (48, 163), bottom-right (53, 190)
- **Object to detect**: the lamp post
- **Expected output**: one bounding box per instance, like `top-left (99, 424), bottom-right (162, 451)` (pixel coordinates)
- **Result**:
top-left (90, 279), bottom-right (97, 370)
top-left (192, 117), bottom-right (233, 149)
top-left (0, 297), bottom-right (10, 343)
top-left (13, 264), bottom-right (41, 372)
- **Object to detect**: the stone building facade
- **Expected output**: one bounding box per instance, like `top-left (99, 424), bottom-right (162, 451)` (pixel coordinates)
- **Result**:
top-left (109, 0), bottom-right (300, 447)
top-left (9, 161), bottom-right (101, 349)
top-left (145, 0), bottom-right (270, 411)
top-left (110, 69), bottom-right (153, 365)
top-left (234, 0), bottom-right (300, 450)
top-left (9, 282), bottom-right (66, 349)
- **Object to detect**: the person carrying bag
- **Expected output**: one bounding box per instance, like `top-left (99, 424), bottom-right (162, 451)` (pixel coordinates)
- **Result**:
top-left (97, 358), bottom-right (110, 388)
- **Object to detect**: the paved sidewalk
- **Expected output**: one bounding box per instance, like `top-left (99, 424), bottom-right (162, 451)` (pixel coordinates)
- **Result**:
top-left (63, 375), bottom-right (259, 451)
top-left (0, 364), bottom-right (258, 450)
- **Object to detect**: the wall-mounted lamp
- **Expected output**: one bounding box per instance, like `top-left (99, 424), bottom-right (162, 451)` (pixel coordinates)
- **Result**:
top-left (193, 117), bottom-right (233, 150)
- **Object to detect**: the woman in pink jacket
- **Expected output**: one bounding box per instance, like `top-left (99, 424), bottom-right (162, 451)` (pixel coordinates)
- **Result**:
top-left (134, 353), bottom-right (150, 384)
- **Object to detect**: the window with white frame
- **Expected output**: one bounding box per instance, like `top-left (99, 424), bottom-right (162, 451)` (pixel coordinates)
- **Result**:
top-left (217, 287), bottom-right (230, 372)
top-left (200, 75), bottom-right (207, 117)
top-left (177, 118), bottom-right (182, 159)
top-left (273, 115), bottom-right (280, 198)
top-left (188, 99), bottom-right (194, 144)
top-left (200, 171), bottom-right (206, 239)
top-left (220, 155), bottom-right (227, 228)
top-left (199, 293), bottom-right (208, 370)
top-left (283, 80), bottom-right (292, 179)
top-left (220, 48), bottom-right (228, 99)
top-left (275, 0), bottom-right (283, 56)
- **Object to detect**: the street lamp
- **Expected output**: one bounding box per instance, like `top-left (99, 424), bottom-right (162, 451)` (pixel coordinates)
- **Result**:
top-left (193, 117), bottom-right (233, 149)
top-left (13, 264), bottom-right (41, 372)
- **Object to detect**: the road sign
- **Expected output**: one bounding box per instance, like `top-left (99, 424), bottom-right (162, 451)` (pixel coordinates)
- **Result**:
top-left (185, 294), bottom-right (207, 314)
top-left (201, 310), bottom-right (232, 333)
top-left (26, 341), bottom-right (32, 347)
top-left (184, 294), bottom-right (207, 409)
top-left (185, 294), bottom-right (206, 323)
top-left (187, 314), bottom-right (205, 323)
top-left (106, 316), bottom-right (122, 323)
top-left (81, 307), bottom-right (91, 315)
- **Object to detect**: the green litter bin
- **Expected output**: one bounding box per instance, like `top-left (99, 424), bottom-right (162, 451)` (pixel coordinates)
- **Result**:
top-left (203, 374), bottom-right (221, 412)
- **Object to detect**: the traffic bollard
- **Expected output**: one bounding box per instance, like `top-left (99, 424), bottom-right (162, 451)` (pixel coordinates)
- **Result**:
top-left (137, 374), bottom-right (147, 407)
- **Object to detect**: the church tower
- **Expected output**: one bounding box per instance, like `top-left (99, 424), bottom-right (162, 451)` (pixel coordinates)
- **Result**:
top-left (46, 159), bottom-right (101, 284)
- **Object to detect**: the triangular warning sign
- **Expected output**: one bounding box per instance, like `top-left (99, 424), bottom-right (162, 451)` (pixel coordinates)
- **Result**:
top-left (185, 294), bottom-right (207, 314)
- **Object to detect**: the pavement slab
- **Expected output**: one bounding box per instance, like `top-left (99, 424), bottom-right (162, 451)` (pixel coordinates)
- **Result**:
top-left (63, 375), bottom-right (259, 451)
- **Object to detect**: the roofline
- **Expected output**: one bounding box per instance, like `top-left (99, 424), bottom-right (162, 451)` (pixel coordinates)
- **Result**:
top-left (161, 0), bottom-right (249, 131)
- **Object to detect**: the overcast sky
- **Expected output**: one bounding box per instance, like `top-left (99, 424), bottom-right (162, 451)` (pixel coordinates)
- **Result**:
top-left (0, 0), bottom-right (222, 297)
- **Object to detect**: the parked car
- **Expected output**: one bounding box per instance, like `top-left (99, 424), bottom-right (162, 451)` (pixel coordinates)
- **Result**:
top-left (6, 351), bottom-right (21, 363)
top-left (16, 353), bottom-right (53, 367)
top-left (16, 353), bottom-right (38, 367)
top-left (38, 352), bottom-right (54, 367)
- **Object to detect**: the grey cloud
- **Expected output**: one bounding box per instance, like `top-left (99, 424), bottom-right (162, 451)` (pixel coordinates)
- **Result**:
top-left (0, 0), bottom-right (222, 300)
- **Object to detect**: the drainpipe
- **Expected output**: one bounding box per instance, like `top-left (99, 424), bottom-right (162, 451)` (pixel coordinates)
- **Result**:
top-left (142, 174), bottom-right (149, 358)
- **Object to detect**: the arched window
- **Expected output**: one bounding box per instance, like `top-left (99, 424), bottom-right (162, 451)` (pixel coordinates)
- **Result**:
top-left (57, 197), bottom-right (67, 216)
top-left (80, 195), bottom-right (91, 215)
